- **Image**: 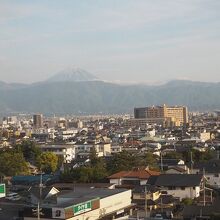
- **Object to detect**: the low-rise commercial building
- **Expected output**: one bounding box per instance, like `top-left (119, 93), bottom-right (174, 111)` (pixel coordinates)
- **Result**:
top-left (22, 187), bottom-right (134, 220)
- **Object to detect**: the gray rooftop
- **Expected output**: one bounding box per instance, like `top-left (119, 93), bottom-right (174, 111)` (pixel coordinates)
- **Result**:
top-left (147, 174), bottom-right (203, 187)
top-left (55, 187), bottom-right (129, 208)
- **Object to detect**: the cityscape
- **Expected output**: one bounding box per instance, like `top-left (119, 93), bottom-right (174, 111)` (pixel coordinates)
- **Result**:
top-left (1, 1), bottom-right (220, 220)
top-left (0, 105), bottom-right (220, 219)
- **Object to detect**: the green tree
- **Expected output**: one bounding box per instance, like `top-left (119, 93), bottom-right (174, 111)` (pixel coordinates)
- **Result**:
top-left (145, 152), bottom-right (159, 169)
top-left (36, 152), bottom-right (58, 173)
top-left (57, 155), bottom-right (64, 169)
top-left (79, 167), bottom-right (93, 183)
top-left (60, 168), bottom-right (80, 182)
top-left (181, 198), bottom-right (194, 205)
top-left (107, 151), bottom-right (133, 173)
top-left (193, 149), bottom-right (213, 162)
top-left (163, 151), bottom-right (182, 160)
top-left (15, 140), bottom-right (41, 163)
top-left (0, 150), bottom-right (29, 176)
top-left (108, 151), bottom-right (145, 173)
top-left (92, 158), bottom-right (108, 182)
top-left (89, 147), bottom-right (99, 166)
top-left (60, 149), bottom-right (108, 183)
top-left (182, 149), bottom-right (214, 163)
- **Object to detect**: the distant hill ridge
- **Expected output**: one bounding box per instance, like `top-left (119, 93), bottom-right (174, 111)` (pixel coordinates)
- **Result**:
top-left (0, 69), bottom-right (220, 114)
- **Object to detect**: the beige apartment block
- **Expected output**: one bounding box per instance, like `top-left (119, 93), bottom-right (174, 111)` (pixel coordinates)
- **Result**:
top-left (134, 104), bottom-right (188, 127)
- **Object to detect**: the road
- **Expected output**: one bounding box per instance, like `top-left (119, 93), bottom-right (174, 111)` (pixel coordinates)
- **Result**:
top-left (0, 200), bottom-right (25, 220)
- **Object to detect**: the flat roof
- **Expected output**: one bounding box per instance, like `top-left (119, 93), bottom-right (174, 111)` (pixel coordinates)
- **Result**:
top-left (46, 187), bottom-right (130, 208)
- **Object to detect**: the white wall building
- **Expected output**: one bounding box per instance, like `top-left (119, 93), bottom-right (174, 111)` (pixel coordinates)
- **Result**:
top-left (40, 144), bottom-right (76, 163)
top-left (148, 174), bottom-right (203, 200)
top-left (75, 143), bottom-right (111, 157)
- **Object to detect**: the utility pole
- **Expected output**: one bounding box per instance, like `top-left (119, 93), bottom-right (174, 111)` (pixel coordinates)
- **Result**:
top-left (137, 210), bottom-right (139, 220)
top-left (160, 150), bottom-right (163, 172)
top-left (200, 208), bottom-right (203, 218)
top-left (160, 197), bottom-right (163, 213)
top-left (190, 151), bottom-right (193, 174)
top-left (217, 148), bottom-right (220, 160)
top-left (37, 202), bottom-right (40, 220)
top-left (145, 186), bottom-right (147, 219)
top-left (38, 173), bottom-right (43, 220)
top-left (203, 168), bottom-right (205, 206)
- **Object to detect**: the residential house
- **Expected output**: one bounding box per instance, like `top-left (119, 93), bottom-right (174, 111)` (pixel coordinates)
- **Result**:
top-left (160, 158), bottom-right (186, 171)
top-left (108, 167), bottom-right (160, 186)
top-left (147, 174), bottom-right (204, 200)
top-left (132, 185), bottom-right (161, 210)
top-left (193, 159), bottom-right (220, 188)
top-left (165, 166), bottom-right (189, 174)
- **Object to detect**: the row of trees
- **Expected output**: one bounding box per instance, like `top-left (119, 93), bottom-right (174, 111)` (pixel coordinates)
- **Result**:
top-left (0, 141), bottom-right (59, 176)
top-left (0, 140), bottom-right (214, 181)
top-left (61, 147), bottom-right (215, 183)
top-left (61, 150), bottom-right (159, 183)
top-left (163, 148), bottom-right (214, 163)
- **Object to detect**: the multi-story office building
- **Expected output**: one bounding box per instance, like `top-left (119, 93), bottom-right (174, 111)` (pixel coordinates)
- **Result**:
top-left (33, 114), bottom-right (43, 128)
top-left (132, 104), bottom-right (188, 127)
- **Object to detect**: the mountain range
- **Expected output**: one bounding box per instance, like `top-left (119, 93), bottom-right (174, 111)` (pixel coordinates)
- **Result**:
top-left (0, 68), bottom-right (220, 115)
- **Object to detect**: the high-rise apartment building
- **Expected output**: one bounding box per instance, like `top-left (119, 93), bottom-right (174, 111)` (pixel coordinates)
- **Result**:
top-left (33, 114), bottom-right (43, 128)
top-left (133, 104), bottom-right (188, 126)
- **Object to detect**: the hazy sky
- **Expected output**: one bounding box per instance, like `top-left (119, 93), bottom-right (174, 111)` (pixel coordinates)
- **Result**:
top-left (0, 0), bottom-right (220, 84)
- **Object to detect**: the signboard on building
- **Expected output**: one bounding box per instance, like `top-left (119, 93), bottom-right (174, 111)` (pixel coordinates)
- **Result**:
top-left (73, 200), bottom-right (92, 215)
top-left (64, 197), bottom-right (100, 219)
top-left (0, 184), bottom-right (6, 198)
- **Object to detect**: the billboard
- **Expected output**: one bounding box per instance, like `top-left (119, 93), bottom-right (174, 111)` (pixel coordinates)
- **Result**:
top-left (0, 184), bottom-right (5, 198)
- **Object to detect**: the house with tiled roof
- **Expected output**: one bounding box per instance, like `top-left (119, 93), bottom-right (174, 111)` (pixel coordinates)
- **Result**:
top-left (108, 167), bottom-right (160, 186)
